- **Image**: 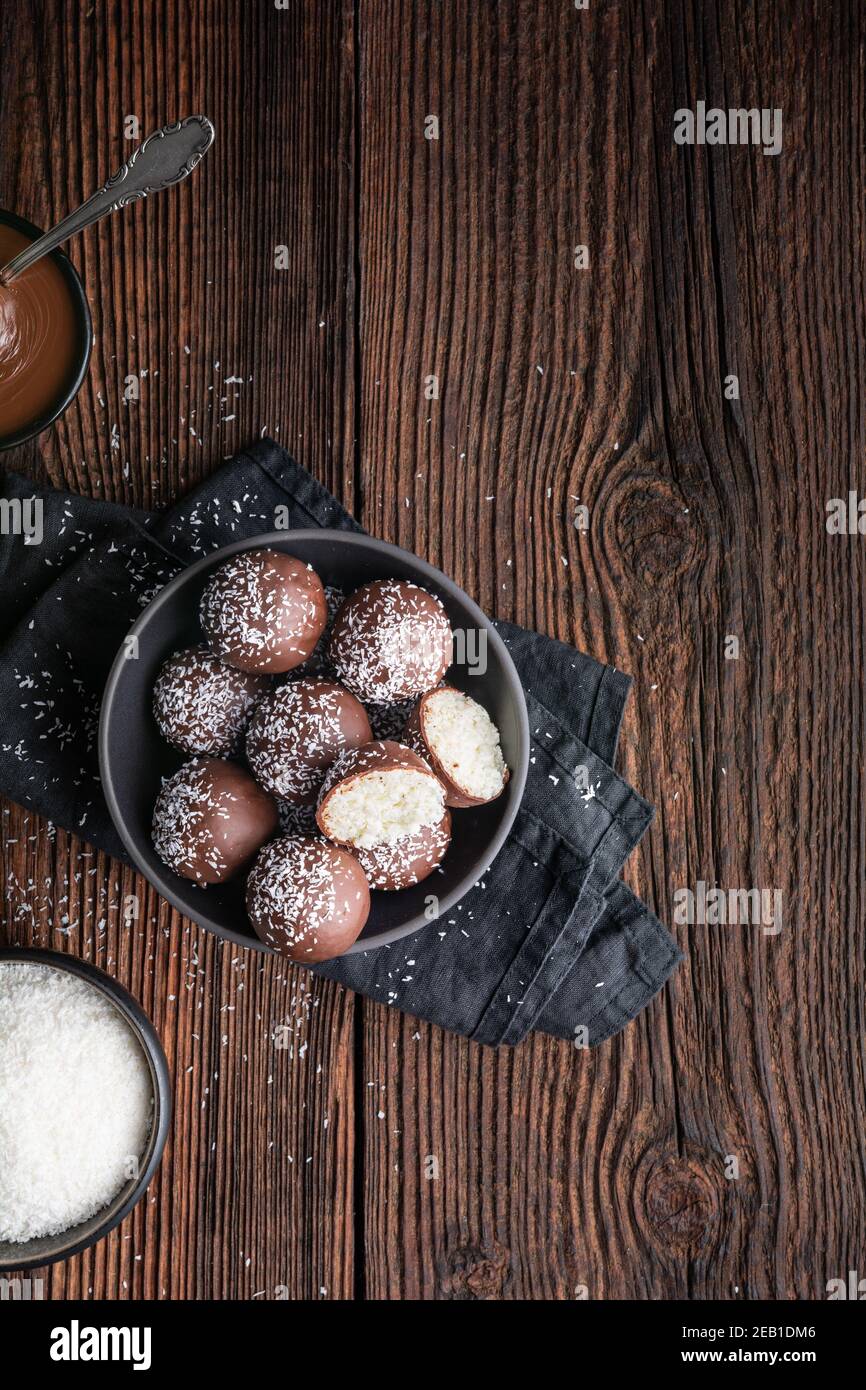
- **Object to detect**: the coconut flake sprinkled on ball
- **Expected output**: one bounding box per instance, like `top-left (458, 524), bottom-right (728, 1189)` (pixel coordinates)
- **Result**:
top-left (153, 644), bottom-right (271, 756)
top-left (246, 677), bottom-right (372, 804)
top-left (246, 836), bottom-right (371, 961)
top-left (199, 549), bottom-right (327, 674)
top-left (328, 579), bottom-right (453, 701)
top-left (152, 757), bottom-right (279, 885)
top-left (351, 810), bottom-right (452, 890)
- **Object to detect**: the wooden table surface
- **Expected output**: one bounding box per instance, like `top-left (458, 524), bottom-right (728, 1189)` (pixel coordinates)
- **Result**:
top-left (1, 0), bottom-right (864, 1301)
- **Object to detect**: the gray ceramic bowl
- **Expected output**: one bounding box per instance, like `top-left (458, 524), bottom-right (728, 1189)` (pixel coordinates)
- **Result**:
top-left (0, 209), bottom-right (93, 451)
top-left (99, 530), bottom-right (529, 953)
top-left (0, 947), bottom-right (171, 1272)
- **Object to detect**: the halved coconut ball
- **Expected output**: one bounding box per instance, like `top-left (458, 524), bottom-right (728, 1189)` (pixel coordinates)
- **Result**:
top-left (403, 685), bottom-right (508, 807)
top-left (246, 836), bottom-right (371, 961)
top-left (316, 740), bottom-right (446, 849)
top-left (246, 678), bottom-right (372, 805)
top-left (352, 810), bottom-right (452, 890)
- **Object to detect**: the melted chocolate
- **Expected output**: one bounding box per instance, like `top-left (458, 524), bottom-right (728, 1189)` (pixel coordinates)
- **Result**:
top-left (0, 224), bottom-right (79, 438)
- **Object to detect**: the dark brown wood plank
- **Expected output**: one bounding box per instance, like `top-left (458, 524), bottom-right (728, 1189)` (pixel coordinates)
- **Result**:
top-left (0, 0), bottom-right (358, 1300)
top-left (357, 0), bottom-right (866, 1299)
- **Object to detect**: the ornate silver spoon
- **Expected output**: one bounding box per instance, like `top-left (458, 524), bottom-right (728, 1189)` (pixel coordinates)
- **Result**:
top-left (0, 115), bottom-right (215, 285)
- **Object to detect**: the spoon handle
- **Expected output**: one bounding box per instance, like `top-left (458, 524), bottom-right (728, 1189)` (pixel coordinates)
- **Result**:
top-left (1, 116), bottom-right (215, 284)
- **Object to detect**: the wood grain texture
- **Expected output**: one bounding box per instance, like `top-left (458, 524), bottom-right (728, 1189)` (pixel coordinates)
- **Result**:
top-left (1, 0), bottom-right (865, 1301)
top-left (356, 0), bottom-right (866, 1300)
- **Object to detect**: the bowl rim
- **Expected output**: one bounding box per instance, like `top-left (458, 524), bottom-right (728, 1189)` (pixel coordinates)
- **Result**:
top-left (0, 207), bottom-right (93, 451)
top-left (0, 946), bottom-right (172, 1273)
top-left (98, 529), bottom-right (530, 954)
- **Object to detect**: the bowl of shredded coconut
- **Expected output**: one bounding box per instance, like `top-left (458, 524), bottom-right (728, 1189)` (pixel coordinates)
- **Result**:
top-left (0, 948), bottom-right (171, 1271)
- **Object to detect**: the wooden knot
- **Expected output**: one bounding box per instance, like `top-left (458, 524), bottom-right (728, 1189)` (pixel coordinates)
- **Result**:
top-left (644, 1156), bottom-right (717, 1254)
top-left (600, 468), bottom-right (705, 589)
top-left (439, 1242), bottom-right (510, 1299)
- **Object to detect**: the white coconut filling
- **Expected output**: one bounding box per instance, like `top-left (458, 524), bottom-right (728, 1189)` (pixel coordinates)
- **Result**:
top-left (423, 689), bottom-right (506, 799)
top-left (324, 770), bottom-right (444, 848)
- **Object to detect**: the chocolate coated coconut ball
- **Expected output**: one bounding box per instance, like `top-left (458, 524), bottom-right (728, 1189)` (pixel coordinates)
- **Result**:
top-left (316, 740), bottom-right (446, 848)
top-left (152, 757), bottom-right (278, 885)
top-left (328, 579), bottom-right (452, 701)
top-left (246, 836), bottom-right (371, 961)
top-left (246, 678), bottom-right (372, 805)
top-left (153, 644), bottom-right (270, 756)
top-left (403, 685), bottom-right (508, 808)
top-left (351, 809), bottom-right (452, 890)
top-left (200, 549), bottom-right (327, 674)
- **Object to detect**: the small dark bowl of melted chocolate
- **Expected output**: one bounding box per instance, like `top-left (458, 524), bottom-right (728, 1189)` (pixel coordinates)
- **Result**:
top-left (0, 210), bottom-right (92, 449)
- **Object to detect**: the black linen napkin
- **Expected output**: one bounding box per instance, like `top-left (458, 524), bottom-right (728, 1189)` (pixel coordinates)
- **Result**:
top-left (0, 441), bottom-right (682, 1047)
